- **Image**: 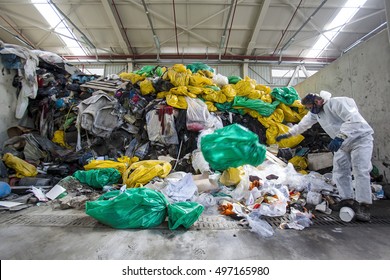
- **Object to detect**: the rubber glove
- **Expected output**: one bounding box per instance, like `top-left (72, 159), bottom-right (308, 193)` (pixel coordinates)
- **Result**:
top-left (328, 137), bottom-right (344, 152)
top-left (276, 133), bottom-right (291, 142)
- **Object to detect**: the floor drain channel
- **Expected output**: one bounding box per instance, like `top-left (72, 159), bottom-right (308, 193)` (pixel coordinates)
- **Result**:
top-left (0, 214), bottom-right (104, 228)
top-left (1, 213), bottom-right (390, 229)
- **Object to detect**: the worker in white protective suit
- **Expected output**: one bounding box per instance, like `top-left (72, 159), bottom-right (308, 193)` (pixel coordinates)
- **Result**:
top-left (276, 91), bottom-right (374, 222)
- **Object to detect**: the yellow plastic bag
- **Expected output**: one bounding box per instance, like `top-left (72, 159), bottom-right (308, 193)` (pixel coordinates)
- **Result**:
top-left (198, 69), bottom-right (214, 78)
top-left (291, 100), bottom-right (308, 119)
top-left (234, 76), bottom-right (256, 96)
top-left (273, 123), bottom-right (304, 148)
top-left (140, 79), bottom-right (155, 95)
top-left (253, 109), bottom-right (304, 147)
top-left (289, 156), bottom-right (308, 172)
top-left (187, 86), bottom-right (203, 96)
top-left (52, 130), bottom-right (71, 149)
top-left (255, 84), bottom-right (272, 94)
top-left (172, 64), bottom-right (187, 73)
top-left (119, 72), bottom-right (145, 84)
top-left (157, 91), bottom-right (169, 99)
top-left (124, 160), bottom-right (172, 188)
top-left (220, 167), bottom-right (243, 186)
top-left (205, 101), bottom-right (218, 112)
top-left (83, 156), bottom-right (138, 175)
top-left (260, 93), bottom-right (273, 103)
top-left (278, 101), bottom-right (307, 123)
top-left (166, 65), bottom-right (191, 87)
top-left (202, 91), bottom-right (227, 103)
top-left (166, 94), bottom-right (188, 109)
top-left (189, 73), bottom-right (213, 87)
top-left (169, 86), bottom-right (196, 98)
top-left (247, 89), bottom-right (262, 99)
top-left (221, 85), bottom-right (237, 102)
top-left (3, 153), bottom-right (38, 178)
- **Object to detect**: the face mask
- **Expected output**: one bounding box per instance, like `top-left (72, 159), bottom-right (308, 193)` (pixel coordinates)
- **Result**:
top-left (310, 104), bottom-right (322, 114)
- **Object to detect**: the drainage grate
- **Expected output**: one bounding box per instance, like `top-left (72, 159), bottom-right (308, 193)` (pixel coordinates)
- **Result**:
top-left (0, 214), bottom-right (245, 230)
top-left (0, 214), bottom-right (104, 228)
top-left (1, 213), bottom-right (390, 230)
top-left (192, 215), bottom-right (246, 230)
top-left (264, 214), bottom-right (390, 228)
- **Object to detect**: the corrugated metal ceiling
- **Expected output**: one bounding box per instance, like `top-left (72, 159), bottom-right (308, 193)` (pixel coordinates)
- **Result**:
top-left (0, 0), bottom-right (387, 64)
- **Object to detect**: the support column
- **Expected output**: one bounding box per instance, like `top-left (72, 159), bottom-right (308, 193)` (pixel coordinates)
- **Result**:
top-left (127, 59), bottom-right (133, 73)
top-left (242, 59), bottom-right (249, 77)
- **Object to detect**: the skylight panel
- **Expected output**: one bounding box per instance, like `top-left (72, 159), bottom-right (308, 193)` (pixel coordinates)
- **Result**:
top-left (31, 0), bottom-right (86, 55)
top-left (306, 0), bottom-right (367, 58)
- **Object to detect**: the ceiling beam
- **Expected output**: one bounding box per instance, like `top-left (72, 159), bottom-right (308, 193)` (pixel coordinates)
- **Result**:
top-left (36, 4), bottom-right (80, 48)
top-left (101, 0), bottom-right (130, 54)
top-left (284, 9), bottom-right (386, 51)
top-left (138, 0), bottom-right (246, 55)
top-left (125, 0), bottom-right (219, 52)
top-left (245, 0), bottom-right (270, 55)
top-left (0, 14), bottom-right (35, 48)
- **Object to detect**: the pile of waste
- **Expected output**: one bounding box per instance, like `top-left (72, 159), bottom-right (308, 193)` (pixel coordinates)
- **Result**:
top-left (0, 42), bottom-right (386, 236)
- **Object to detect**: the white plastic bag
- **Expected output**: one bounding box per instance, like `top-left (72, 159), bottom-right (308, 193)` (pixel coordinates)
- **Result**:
top-left (146, 109), bottom-right (179, 145)
top-left (185, 97), bottom-right (212, 132)
top-left (163, 172), bottom-right (198, 202)
top-left (212, 73), bottom-right (228, 87)
top-left (246, 211), bottom-right (274, 237)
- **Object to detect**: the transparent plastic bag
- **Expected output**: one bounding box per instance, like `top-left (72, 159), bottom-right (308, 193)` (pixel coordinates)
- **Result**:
top-left (246, 211), bottom-right (274, 237)
top-left (185, 97), bottom-right (211, 132)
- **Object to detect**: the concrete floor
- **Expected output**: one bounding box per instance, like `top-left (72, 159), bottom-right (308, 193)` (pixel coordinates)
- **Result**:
top-left (1, 201), bottom-right (390, 260)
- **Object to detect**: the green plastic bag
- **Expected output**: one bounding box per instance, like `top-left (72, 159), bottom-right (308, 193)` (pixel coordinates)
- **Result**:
top-left (271, 87), bottom-right (299, 105)
top-left (228, 75), bottom-right (242, 84)
top-left (186, 62), bottom-right (214, 73)
top-left (73, 168), bottom-right (121, 189)
top-left (233, 96), bottom-right (280, 117)
top-left (134, 65), bottom-right (156, 77)
top-left (86, 188), bottom-right (169, 229)
top-left (168, 202), bottom-right (204, 230)
top-left (214, 101), bottom-right (244, 114)
top-left (200, 124), bottom-right (267, 171)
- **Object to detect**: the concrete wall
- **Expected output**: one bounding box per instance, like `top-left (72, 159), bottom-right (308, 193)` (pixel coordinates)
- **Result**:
top-left (0, 61), bottom-right (19, 145)
top-left (294, 30), bottom-right (390, 182)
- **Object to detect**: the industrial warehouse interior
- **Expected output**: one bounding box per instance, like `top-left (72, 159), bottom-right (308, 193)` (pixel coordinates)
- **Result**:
top-left (0, 0), bottom-right (390, 277)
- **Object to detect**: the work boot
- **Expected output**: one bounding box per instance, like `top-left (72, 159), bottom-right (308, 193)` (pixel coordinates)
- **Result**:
top-left (328, 199), bottom-right (357, 212)
top-left (356, 203), bottom-right (371, 222)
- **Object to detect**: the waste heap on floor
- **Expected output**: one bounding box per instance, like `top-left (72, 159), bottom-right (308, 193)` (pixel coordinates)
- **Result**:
top-left (0, 45), bottom-right (386, 234)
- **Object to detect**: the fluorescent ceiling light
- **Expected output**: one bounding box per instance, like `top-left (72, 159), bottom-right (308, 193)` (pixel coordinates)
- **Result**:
top-left (31, 0), bottom-right (86, 55)
top-left (306, 0), bottom-right (367, 58)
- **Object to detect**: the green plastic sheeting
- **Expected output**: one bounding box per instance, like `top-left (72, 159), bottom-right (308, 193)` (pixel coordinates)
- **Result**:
top-left (186, 62), bottom-right (214, 73)
top-left (200, 124), bottom-right (267, 171)
top-left (86, 188), bottom-right (168, 229)
top-left (86, 188), bottom-right (204, 230)
top-left (233, 96), bottom-right (280, 117)
top-left (214, 102), bottom-right (244, 114)
top-left (73, 168), bottom-right (121, 189)
top-left (168, 202), bottom-right (204, 230)
top-left (228, 75), bottom-right (242, 84)
top-left (134, 65), bottom-right (165, 77)
top-left (271, 87), bottom-right (300, 105)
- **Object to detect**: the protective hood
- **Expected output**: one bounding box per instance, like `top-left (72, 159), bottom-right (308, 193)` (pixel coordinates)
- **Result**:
top-left (319, 90), bottom-right (332, 103)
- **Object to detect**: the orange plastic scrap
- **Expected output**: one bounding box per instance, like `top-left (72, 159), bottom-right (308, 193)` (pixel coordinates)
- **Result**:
top-left (249, 179), bottom-right (261, 190)
top-left (218, 203), bottom-right (236, 216)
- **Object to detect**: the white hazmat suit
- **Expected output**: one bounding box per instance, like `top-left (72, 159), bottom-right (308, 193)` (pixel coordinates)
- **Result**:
top-left (288, 90), bottom-right (374, 204)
